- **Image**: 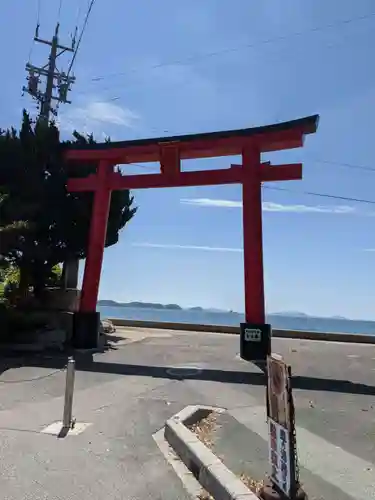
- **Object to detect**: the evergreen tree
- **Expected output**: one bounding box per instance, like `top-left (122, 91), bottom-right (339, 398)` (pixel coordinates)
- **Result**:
top-left (0, 111), bottom-right (136, 296)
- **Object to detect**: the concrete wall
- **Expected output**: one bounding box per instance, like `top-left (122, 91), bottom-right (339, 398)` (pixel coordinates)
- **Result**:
top-left (108, 317), bottom-right (375, 345)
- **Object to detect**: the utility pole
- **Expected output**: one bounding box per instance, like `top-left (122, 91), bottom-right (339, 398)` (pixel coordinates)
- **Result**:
top-left (24, 21), bottom-right (79, 289)
top-left (23, 22), bottom-right (76, 123)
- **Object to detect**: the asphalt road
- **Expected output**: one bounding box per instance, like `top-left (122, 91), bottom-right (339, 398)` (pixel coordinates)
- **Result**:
top-left (0, 328), bottom-right (374, 499)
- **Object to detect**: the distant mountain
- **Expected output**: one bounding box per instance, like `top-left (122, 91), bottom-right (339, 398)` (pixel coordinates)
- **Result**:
top-left (97, 300), bottom-right (237, 313)
top-left (97, 300), bottom-right (182, 310)
top-left (98, 300), bottom-right (120, 307)
top-left (205, 307), bottom-right (228, 313)
top-left (97, 302), bottom-right (349, 320)
top-left (270, 311), bottom-right (348, 320)
top-left (270, 311), bottom-right (309, 318)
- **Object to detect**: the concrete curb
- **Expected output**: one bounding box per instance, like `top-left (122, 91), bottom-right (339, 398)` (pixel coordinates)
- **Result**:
top-left (110, 318), bottom-right (375, 344)
top-left (164, 405), bottom-right (259, 500)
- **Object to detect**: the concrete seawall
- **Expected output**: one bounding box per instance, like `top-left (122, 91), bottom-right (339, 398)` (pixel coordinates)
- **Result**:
top-left (109, 318), bottom-right (375, 344)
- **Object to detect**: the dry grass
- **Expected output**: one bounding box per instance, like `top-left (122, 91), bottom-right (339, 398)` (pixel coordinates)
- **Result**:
top-left (197, 489), bottom-right (213, 500)
top-left (191, 412), bottom-right (263, 498)
top-left (189, 412), bottom-right (218, 448)
top-left (240, 473), bottom-right (264, 495)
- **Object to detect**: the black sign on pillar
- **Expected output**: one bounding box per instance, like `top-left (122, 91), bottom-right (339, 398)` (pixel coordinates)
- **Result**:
top-left (240, 323), bottom-right (271, 361)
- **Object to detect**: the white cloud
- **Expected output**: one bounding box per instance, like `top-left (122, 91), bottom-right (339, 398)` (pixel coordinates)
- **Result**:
top-left (180, 198), bottom-right (358, 215)
top-left (262, 202), bottom-right (356, 214)
top-left (132, 242), bottom-right (243, 253)
top-left (181, 198), bottom-right (242, 208)
top-left (58, 99), bottom-right (139, 137)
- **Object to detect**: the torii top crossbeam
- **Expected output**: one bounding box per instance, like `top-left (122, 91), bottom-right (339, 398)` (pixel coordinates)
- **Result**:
top-left (66, 114), bottom-right (318, 161)
top-left (65, 115), bottom-right (319, 349)
top-left (66, 115), bottom-right (318, 191)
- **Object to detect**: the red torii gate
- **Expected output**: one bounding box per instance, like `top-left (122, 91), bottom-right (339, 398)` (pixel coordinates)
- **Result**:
top-left (66, 115), bottom-right (319, 349)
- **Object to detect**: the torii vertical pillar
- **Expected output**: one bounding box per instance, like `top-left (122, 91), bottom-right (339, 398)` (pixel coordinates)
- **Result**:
top-left (240, 146), bottom-right (271, 361)
top-left (72, 160), bottom-right (113, 348)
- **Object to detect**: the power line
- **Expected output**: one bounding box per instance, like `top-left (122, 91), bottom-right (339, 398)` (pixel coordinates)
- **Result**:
top-left (263, 185), bottom-right (375, 205)
top-left (87, 9), bottom-right (375, 84)
top-left (37, 0), bottom-right (42, 24)
top-left (57, 0), bottom-right (63, 20)
top-left (73, 2), bottom-right (83, 37)
top-left (123, 162), bottom-right (375, 205)
top-left (76, 25), bottom-right (349, 100)
top-left (28, 0), bottom-right (43, 61)
top-left (115, 154), bottom-right (375, 178)
top-left (67, 0), bottom-right (97, 77)
top-left (29, 1), bottom-right (373, 205)
top-left (64, 0), bottom-right (98, 293)
top-left (69, 11), bottom-right (375, 101)
top-left (310, 158), bottom-right (375, 173)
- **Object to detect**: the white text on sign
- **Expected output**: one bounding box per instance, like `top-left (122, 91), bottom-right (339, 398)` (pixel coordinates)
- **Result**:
top-left (244, 329), bottom-right (262, 342)
top-left (269, 418), bottom-right (292, 497)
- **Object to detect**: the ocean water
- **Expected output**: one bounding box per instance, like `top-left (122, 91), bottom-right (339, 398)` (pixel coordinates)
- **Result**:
top-left (97, 305), bottom-right (375, 336)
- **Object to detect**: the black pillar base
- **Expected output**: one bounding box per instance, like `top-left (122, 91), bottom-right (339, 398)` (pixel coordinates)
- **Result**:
top-left (240, 322), bottom-right (271, 362)
top-left (72, 311), bottom-right (100, 349)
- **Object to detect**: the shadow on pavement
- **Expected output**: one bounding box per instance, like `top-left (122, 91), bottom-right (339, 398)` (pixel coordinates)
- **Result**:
top-left (12, 353), bottom-right (375, 396)
top-left (0, 357), bottom-right (25, 377)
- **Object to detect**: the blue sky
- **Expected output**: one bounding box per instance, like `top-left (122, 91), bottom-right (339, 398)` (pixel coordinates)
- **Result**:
top-left (2, 1), bottom-right (375, 319)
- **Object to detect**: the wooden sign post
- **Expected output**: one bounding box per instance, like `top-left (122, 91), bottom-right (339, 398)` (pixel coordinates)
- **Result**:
top-left (260, 354), bottom-right (306, 500)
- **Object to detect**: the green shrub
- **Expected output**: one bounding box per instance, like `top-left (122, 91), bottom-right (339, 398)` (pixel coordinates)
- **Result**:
top-left (0, 303), bottom-right (49, 335)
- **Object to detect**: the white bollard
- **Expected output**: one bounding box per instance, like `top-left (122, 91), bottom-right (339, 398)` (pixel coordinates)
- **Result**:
top-left (62, 357), bottom-right (76, 429)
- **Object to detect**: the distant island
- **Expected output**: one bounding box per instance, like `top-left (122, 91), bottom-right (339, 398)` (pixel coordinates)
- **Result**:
top-left (270, 311), bottom-right (348, 320)
top-left (270, 311), bottom-right (310, 318)
top-left (98, 300), bottom-right (217, 312)
top-left (97, 301), bottom-right (348, 320)
top-left (98, 300), bottom-right (183, 310)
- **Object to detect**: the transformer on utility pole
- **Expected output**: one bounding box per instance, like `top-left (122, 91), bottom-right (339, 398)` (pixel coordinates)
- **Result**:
top-left (23, 22), bottom-right (76, 123)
